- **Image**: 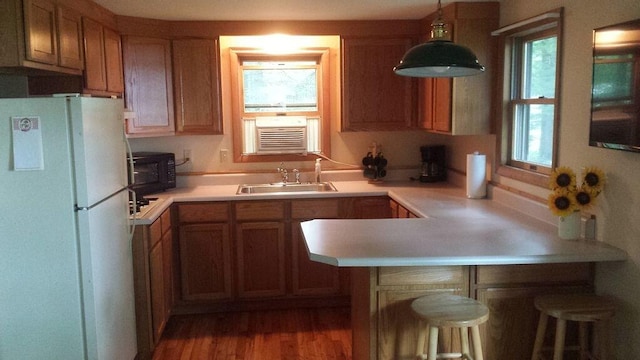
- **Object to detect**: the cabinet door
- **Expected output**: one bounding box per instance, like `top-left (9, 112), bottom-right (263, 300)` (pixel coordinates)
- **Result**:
top-left (375, 267), bottom-right (470, 360)
top-left (342, 37), bottom-right (416, 131)
top-left (291, 221), bottom-right (340, 295)
top-left (161, 227), bottom-right (173, 320)
top-left (420, 77), bottom-right (452, 132)
top-left (82, 17), bottom-right (106, 91)
top-left (236, 222), bottom-right (286, 298)
top-left (172, 39), bottom-right (222, 134)
top-left (179, 223), bottom-right (232, 301)
top-left (123, 36), bottom-right (175, 136)
top-left (56, 5), bottom-right (83, 69)
top-left (104, 27), bottom-right (124, 93)
top-left (149, 239), bottom-right (165, 344)
top-left (477, 286), bottom-right (590, 360)
top-left (432, 78), bottom-right (452, 132)
top-left (348, 196), bottom-right (391, 219)
top-left (24, 0), bottom-right (57, 65)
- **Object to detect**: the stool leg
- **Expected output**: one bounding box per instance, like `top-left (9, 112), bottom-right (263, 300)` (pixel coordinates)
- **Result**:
top-left (578, 321), bottom-right (589, 360)
top-left (531, 313), bottom-right (549, 360)
top-left (427, 326), bottom-right (439, 360)
top-left (471, 325), bottom-right (483, 360)
top-left (596, 319), bottom-right (611, 360)
top-left (460, 327), bottom-right (470, 358)
top-left (553, 319), bottom-right (567, 360)
top-left (416, 320), bottom-right (427, 359)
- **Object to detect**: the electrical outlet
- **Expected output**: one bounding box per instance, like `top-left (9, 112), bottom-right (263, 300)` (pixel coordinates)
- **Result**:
top-left (220, 149), bottom-right (228, 162)
top-left (184, 149), bottom-right (192, 162)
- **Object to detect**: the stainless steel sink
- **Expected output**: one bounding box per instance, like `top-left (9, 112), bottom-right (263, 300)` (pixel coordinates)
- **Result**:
top-left (236, 182), bottom-right (337, 194)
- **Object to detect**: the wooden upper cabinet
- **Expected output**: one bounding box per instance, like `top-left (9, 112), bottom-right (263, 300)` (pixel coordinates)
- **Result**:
top-left (1, 0), bottom-right (83, 74)
top-left (172, 39), bottom-right (223, 135)
top-left (123, 36), bottom-right (175, 137)
top-left (341, 37), bottom-right (417, 131)
top-left (56, 5), bottom-right (83, 70)
top-left (83, 17), bottom-right (124, 96)
top-left (420, 2), bottom-right (499, 135)
top-left (24, 0), bottom-right (58, 65)
top-left (82, 17), bottom-right (106, 90)
top-left (103, 27), bottom-right (124, 93)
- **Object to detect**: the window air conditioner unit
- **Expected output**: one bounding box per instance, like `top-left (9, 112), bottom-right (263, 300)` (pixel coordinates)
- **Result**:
top-left (255, 116), bottom-right (308, 154)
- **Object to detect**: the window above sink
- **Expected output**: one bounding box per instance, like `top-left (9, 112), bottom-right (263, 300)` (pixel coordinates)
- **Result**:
top-left (223, 35), bottom-right (338, 163)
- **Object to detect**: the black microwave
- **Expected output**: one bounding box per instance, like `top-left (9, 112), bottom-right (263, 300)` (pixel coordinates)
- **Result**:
top-left (128, 152), bottom-right (176, 196)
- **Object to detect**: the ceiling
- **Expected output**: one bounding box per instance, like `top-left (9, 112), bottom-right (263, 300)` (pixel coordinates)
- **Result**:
top-left (91, 0), bottom-right (489, 21)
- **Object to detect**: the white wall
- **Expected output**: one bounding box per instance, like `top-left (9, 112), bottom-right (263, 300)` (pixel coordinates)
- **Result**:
top-left (489, 0), bottom-right (640, 356)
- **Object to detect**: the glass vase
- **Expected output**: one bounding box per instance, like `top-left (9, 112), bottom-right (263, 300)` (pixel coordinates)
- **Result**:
top-left (558, 211), bottom-right (581, 239)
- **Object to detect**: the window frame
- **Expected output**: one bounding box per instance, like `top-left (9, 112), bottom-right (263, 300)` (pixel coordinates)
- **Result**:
top-left (230, 48), bottom-right (331, 163)
top-left (495, 9), bottom-right (564, 187)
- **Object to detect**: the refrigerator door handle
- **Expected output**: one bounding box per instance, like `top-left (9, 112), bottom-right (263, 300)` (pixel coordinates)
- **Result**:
top-left (75, 187), bottom-right (129, 211)
top-left (127, 188), bottom-right (137, 242)
top-left (124, 127), bottom-right (135, 186)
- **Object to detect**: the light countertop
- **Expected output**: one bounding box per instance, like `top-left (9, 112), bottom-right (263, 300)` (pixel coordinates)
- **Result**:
top-left (135, 180), bottom-right (627, 267)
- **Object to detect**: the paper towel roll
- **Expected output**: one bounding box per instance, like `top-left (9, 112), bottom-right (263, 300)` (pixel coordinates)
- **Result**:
top-left (466, 152), bottom-right (486, 198)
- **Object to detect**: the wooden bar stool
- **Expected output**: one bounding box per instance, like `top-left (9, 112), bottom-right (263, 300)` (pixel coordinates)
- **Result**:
top-left (531, 294), bottom-right (616, 360)
top-left (411, 293), bottom-right (490, 360)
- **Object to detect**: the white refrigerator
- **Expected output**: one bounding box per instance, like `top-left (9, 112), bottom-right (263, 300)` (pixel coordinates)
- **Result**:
top-left (0, 96), bottom-right (137, 360)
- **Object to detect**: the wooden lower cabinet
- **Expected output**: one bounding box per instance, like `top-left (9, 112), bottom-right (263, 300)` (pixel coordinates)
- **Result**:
top-left (175, 202), bottom-right (232, 305)
top-left (389, 199), bottom-right (419, 218)
top-left (474, 263), bottom-right (593, 360)
top-left (291, 220), bottom-right (341, 295)
top-left (179, 223), bottom-right (232, 301)
top-left (132, 207), bottom-right (173, 360)
top-left (353, 263), bottom-right (594, 360)
top-left (236, 221), bottom-right (287, 298)
top-left (171, 197), bottom-right (388, 313)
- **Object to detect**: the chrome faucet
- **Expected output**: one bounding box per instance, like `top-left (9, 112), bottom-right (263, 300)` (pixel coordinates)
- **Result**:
top-left (276, 163), bottom-right (301, 184)
top-left (292, 169), bottom-right (301, 184)
top-left (277, 163), bottom-right (289, 183)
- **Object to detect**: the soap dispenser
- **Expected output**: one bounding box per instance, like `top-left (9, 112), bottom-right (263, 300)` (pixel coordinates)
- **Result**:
top-left (314, 158), bottom-right (322, 183)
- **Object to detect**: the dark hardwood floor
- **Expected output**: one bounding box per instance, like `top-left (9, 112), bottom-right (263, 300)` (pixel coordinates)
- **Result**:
top-left (152, 307), bottom-right (353, 360)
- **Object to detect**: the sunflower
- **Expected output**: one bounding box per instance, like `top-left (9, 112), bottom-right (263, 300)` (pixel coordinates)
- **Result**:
top-left (581, 167), bottom-right (606, 194)
top-left (549, 166), bottom-right (576, 190)
top-left (548, 188), bottom-right (578, 217)
top-left (575, 187), bottom-right (597, 209)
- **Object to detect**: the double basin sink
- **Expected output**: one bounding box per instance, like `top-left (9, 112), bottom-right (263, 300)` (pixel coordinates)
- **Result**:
top-left (236, 181), bottom-right (337, 194)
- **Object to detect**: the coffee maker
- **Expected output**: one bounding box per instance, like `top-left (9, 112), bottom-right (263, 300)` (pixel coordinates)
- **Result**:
top-left (420, 145), bottom-right (446, 182)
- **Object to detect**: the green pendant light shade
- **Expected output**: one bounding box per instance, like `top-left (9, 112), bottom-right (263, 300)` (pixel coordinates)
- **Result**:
top-left (394, 0), bottom-right (484, 78)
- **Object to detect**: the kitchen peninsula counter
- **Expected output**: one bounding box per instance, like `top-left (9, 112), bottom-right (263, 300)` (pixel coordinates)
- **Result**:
top-left (137, 179), bottom-right (626, 359)
top-left (140, 180), bottom-right (626, 265)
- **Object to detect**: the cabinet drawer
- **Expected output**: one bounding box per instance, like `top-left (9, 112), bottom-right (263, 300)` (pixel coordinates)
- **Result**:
top-left (178, 203), bottom-right (229, 223)
top-left (235, 201), bottom-right (285, 221)
top-left (476, 263), bottom-right (593, 286)
top-left (378, 266), bottom-right (467, 286)
top-left (291, 199), bottom-right (340, 219)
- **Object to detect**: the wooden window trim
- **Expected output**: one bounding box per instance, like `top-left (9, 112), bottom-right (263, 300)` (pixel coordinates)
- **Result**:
top-left (230, 48), bottom-right (332, 163)
top-left (494, 8), bottom-right (564, 187)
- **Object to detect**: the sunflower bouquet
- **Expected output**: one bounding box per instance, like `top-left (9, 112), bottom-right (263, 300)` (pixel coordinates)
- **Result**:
top-left (548, 166), bottom-right (606, 217)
